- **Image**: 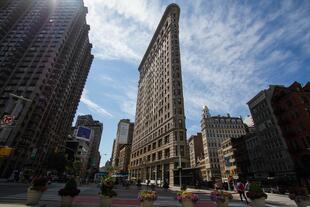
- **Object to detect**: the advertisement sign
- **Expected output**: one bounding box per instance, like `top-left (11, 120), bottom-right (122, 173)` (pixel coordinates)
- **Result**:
top-left (76, 126), bottom-right (92, 141)
top-left (0, 146), bottom-right (13, 157)
top-left (117, 122), bottom-right (129, 144)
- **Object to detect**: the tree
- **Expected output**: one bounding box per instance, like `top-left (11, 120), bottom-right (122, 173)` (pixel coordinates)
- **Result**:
top-left (66, 160), bottom-right (82, 176)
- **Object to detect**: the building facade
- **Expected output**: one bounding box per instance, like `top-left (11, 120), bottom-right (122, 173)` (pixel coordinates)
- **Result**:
top-left (188, 133), bottom-right (204, 168)
top-left (75, 115), bottom-right (103, 176)
top-left (111, 119), bottom-right (134, 172)
top-left (129, 4), bottom-right (188, 186)
top-left (245, 131), bottom-right (266, 179)
top-left (248, 85), bottom-right (296, 180)
top-left (200, 106), bottom-right (246, 181)
top-left (118, 145), bottom-right (131, 173)
top-left (218, 134), bottom-right (252, 182)
top-left (271, 82), bottom-right (310, 187)
top-left (0, 0), bottom-right (93, 177)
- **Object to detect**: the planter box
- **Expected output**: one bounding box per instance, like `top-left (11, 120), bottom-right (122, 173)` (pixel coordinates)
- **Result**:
top-left (61, 196), bottom-right (74, 207)
top-left (250, 197), bottom-right (266, 207)
top-left (100, 195), bottom-right (112, 207)
top-left (140, 200), bottom-right (154, 207)
top-left (295, 199), bottom-right (310, 207)
top-left (26, 188), bottom-right (43, 205)
top-left (216, 199), bottom-right (229, 207)
top-left (182, 199), bottom-right (194, 207)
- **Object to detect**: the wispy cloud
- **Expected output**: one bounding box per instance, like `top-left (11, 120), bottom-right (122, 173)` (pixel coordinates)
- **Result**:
top-left (101, 82), bottom-right (137, 117)
top-left (84, 0), bottom-right (310, 122)
top-left (81, 89), bottom-right (113, 117)
top-left (84, 0), bottom-right (164, 62)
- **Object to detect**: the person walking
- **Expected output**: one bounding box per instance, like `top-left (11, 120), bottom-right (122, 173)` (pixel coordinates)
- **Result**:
top-left (236, 180), bottom-right (248, 204)
top-left (245, 180), bottom-right (251, 191)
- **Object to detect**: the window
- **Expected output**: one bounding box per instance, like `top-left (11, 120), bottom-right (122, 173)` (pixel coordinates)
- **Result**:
top-left (164, 135), bottom-right (169, 144)
top-left (179, 131), bottom-right (183, 141)
top-left (165, 148), bottom-right (170, 158)
top-left (158, 139), bottom-right (162, 147)
top-left (180, 145), bottom-right (185, 156)
top-left (158, 151), bottom-right (162, 160)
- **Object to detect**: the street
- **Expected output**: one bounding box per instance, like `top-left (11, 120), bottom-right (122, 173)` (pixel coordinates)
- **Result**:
top-left (0, 182), bottom-right (297, 207)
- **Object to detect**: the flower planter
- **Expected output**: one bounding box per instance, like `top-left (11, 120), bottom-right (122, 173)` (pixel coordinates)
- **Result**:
top-left (26, 188), bottom-right (43, 205)
top-left (140, 200), bottom-right (154, 207)
top-left (182, 199), bottom-right (194, 207)
top-left (100, 195), bottom-right (112, 207)
top-left (250, 197), bottom-right (266, 207)
top-left (216, 198), bottom-right (229, 207)
top-left (295, 199), bottom-right (310, 207)
top-left (61, 196), bottom-right (74, 207)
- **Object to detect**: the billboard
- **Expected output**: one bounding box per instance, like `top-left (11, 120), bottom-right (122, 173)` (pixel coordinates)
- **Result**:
top-left (76, 126), bottom-right (92, 141)
top-left (117, 122), bottom-right (129, 144)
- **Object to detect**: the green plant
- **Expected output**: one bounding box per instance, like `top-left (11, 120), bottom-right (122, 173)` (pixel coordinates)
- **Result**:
top-left (211, 190), bottom-right (233, 202)
top-left (100, 176), bottom-right (117, 197)
top-left (181, 184), bottom-right (187, 191)
top-left (176, 191), bottom-right (199, 203)
top-left (30, 176), bottom-right (48, 192)
top-left (58, 178), bottom-right (80, 197)
top-left (138, 191), bottom-right (157, 201)
top-left (246, 182), bottom-right (267, 200)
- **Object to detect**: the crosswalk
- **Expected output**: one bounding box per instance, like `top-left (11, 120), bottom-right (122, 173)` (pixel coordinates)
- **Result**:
top-left (0, 185), bottom-right (287, 207)
top-left (0, 186), bottom-right (92, 201)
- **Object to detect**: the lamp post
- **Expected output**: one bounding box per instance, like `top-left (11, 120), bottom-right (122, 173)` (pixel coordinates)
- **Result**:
top-left (0, 94), bottom-right (32, 177)
top-left (178, 152), bottom-right (182, 188)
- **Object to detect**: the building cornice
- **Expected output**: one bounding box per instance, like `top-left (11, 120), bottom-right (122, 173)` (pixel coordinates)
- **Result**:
top-left (138, 3), bottom-right (180, 72)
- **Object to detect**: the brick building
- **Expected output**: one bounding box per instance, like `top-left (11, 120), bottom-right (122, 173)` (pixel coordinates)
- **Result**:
top-left (271, 82), bottom-right (310, 188)
top-left (188, 133), bottom-right (204, 168)
top-left (74, 115), bottom-right (103, 177)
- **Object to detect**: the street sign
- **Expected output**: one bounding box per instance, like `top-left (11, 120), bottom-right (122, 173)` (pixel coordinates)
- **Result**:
top-left (0, 146), bottom-right (13, 157)
top-left (76, 126), bottom-right (92, 141)
top-left (31, 148), bottom-right (37, 159)
top-left (1, 115), bottom-right (14, 125)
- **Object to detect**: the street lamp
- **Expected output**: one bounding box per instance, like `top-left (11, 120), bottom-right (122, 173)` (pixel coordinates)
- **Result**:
top-left (9, 93), bottom-right (32, 102)
top-left (178, 152), bottom-right (182, 188)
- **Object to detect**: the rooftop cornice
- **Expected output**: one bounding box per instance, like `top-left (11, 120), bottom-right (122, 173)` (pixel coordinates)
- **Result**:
top-left (138, 3), bottom-right (180, 72)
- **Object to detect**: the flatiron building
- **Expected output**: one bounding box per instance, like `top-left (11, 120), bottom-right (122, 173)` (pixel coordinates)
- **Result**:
top-left (129, 4), bottom-right (188, 186)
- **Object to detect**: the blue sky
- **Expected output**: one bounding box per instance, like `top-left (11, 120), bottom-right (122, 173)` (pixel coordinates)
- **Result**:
top-left (78, 0), bottom-right (310, 166)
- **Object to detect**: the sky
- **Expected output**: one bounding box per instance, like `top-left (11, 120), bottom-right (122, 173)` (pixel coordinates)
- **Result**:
top-left (78, 0), bottom-right (310, 166)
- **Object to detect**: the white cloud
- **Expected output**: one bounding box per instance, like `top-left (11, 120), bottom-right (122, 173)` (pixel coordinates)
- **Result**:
top-left (84, 0), bottom-right (164, 62)
top-left (81, 89), bottom-right (113, 117)
top-left (83, 0), bottom-right (310, 122)
top-left (243, 115), bottom-right (254, 127)
top-left (101, 83), bottom-right (137, 117)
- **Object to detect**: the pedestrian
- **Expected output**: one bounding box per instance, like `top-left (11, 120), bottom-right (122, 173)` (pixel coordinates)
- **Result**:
top-left (163, 179), bottom-right (169, 192)
top-left (14, 170), bottom-right (19, 182)
top-left (236, 180), bottom-right (248, 204)
top-left (245, 180), bottom-right (251, 191)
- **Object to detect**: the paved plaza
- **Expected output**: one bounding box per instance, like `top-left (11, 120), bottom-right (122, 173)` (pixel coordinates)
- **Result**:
top-left (0, 183), bottom-right (297, 207)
